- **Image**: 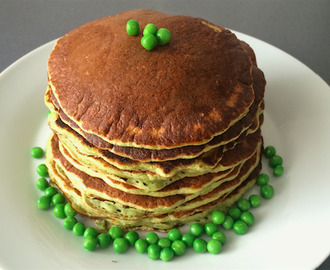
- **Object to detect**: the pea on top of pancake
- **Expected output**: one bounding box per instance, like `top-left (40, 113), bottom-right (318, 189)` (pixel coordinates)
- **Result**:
top-left (48, 9), bottom-right (255, 149)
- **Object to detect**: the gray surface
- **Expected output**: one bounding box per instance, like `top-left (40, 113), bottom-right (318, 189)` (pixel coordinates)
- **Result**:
top-left (0, 0), bottom-right (329, 268)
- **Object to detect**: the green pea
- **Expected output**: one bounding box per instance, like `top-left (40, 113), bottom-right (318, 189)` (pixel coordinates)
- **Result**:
top-left (113, 237), bottom-right (129, 253)
top-left (207, 239), bottom-right (222, 254)
top-left (158, 238), bottom-right (172, 249)
top-left (211, 210), bottom-right (226, 225)
top-left (269, 155), bottom-right (283, 168)
top-left (237, 198), bottom-right (251, 211)
top-left (141, 34), bottom-right (157, 51)
top-left (160, 247), bottom-right (174, 262)
top-left (261, 184), bottom-right (274, 199)
top-left (190, 223), bottom-right (204, 236)
top-left (233, 220), bottom-right (248, 235)
top-left (273, 165), bottom-right (284, 176)
top-left (53, 203), bottom-right (65, 218)
top-left (36, 164), bottom-right (48, 177)
top-left (44, 186), bottom-right (58, 197)
top-left (249, 194), bottom-right (262, 208)
top-left (63, 216), bottom-right (77, 230)
top-left (148, 244), bottom-right (161, 260)
top-left (168, 228), bottom-right (182, 241)
top-left (264, 145), bottom-right (276, 158)
top-left (97, 233), bottom-right (112, 248)
top-left (126, 20), bottom-right (140, 36)
top-left (73, 222), bottom-right (85, 236)
top-left (83, 236), bottom-right (97, 251)
top-left (228, 207), bottom-right (241, 221)
top-left (256, 173), bottom-right (270, 186)
top-left (212, 231), bottom-right (226, 245)
top-left (135, 238), bottom-right (148, 254)
top-left (83, 227), bottom-right (98, 239)
top-left (171, 240), bottom-right (186, 256)
top-left (193, 238), bottom-right (207, 253)
top-left (222, 216), bottom-right (234, 230)
top-left (37, 195), bottom-right (51, 210)
top-left (47, 110), bottom-right (51, 117)
top-left (145, 232), bottom-right (159, 245)
top-left (109, 226), bottom-right (123, 239)
top-left (143, 23), bottom-right (157, 36)
top-left (240, 211), bottom-right (254, 226)
top-left (125, 231), bottom-right (139, 246)
top-left (52, 193), bottom-right (65, 206)
top-left (156, 28), bottom-right (171, 45)
top-left (64, 202), bottom-right (77, 217)
top-left (30, 147), bottom-right (44, 159)
top-left (204, 223), bottom-right (218, 236)
top-left (36, 177), bottom-right (49, 191)
top-left (181, 233), bottom-right (195, 247)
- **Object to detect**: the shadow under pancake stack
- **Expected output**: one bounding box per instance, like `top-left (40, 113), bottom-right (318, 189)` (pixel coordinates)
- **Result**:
top-left (45, 9), bottom-right (266, 232)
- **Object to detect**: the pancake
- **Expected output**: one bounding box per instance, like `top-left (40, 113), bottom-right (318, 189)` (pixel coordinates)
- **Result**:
top-left (45, 9), bottom-right (266, 231)
top-left (48, 9), bottom-right (255, 149)
top-left (46, 83), bottom-right (264, 162)
top-left (51, 111), bottom-right (262, 169)
top-left (45, 60), bottom-right (265, 161)
top-left (46, 133), bottom-right (261, 230)
top-left (55, 127), bottom-right (262, 189)
top-left (49, 160), bottom-right (260, 231)
top-left (55, 135), bottom-right (260, 197)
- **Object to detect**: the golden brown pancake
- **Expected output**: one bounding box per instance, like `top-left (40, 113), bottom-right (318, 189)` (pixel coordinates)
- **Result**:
top-left (48, 9), bottom-right (256, 149)
top-left (55, 133), bottom-right (260, 196)
top-left (45, 45), bottom-right (265, 161)
top-left (54, 125), bottom-right (262, 188)
top-left (46, 133), bottom-right (261, 230)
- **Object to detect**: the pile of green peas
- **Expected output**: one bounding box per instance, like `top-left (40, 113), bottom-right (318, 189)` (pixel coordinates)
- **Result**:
top-left (126, 20), bottom-right (172, 51)
top-left (255, 145), bottom-right (284, 200)
top-left (264, 145), bottom-right (284, 177)
top-left (31, 143), bottom-right (284, 261)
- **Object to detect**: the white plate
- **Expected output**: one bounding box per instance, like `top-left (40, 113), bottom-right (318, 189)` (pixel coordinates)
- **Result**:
top-left (0, 32), bottom-right (329, 270)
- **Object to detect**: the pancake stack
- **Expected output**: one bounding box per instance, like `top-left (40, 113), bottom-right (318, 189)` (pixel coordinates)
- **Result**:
top-left (45, 9), bottom-right (266, 231)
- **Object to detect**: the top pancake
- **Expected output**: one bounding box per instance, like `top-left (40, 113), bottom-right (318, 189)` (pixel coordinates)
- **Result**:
top-left (48, 9), bottom-right (255, 149)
